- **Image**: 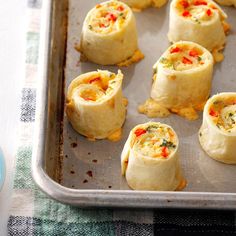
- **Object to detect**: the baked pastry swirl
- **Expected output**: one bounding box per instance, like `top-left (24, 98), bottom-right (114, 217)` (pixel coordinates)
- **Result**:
top-left (168, 0), bottom-right (229, 52)
top-left (199, 93), bottom-right (236, 164)
top-left (66, 70), bottom-right (127, 140)
top-left (80, 0), bottom-right (143, 65)
top-left (139, 41), bottom-right (213, 120)
top-left (121, 122), bottom-right (185, 190)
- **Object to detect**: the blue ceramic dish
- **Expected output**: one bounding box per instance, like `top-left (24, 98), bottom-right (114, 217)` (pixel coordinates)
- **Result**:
top-left (0, 148), bottom-right (5, 190)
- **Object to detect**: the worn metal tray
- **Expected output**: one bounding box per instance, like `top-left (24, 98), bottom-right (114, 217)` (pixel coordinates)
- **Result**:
top-left (32, 0), bottom-right (236, 209)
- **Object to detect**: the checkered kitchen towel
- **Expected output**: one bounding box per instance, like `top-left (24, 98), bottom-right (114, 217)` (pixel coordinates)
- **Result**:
top-left (7, 0), bottom-right (236, 235)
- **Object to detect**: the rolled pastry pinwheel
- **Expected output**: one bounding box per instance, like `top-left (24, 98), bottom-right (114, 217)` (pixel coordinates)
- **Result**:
top-left (66, 70), bottom-right (126, 140)
top-left (80, 0), bottom-right (143, 66)
top-left (149, 41), bottom-right (214, 120)
top-left (214, 0), bottom-right (236, 7)
top-left (120, 0), bottom-right (167, 9)
top-left (121, 122), bottom-right (185, 191)
top-left (168, 0), bottom-right (229, 52)
top-left (199, 93), bottom-right (236, 164)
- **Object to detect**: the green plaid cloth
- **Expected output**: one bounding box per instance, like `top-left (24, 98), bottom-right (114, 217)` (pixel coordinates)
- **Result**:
top-left (7, 1), bottom-right (236, 235)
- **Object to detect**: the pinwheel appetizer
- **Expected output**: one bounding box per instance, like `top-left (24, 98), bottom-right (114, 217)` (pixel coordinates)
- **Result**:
top-left (168, 0), bottom-right (230, 60)
top-left (199, 93), bottom-right (236, 164)
top-left (139, 41), bottom-right (214, 120)
top-left (66, 70), bottom-right (127, 141)
top-left (80, 0), bottom-right (144, 66)
top-left (121, 122), bottom-right (186, 191)
top-left (121, 0), bottom-right (167, 9)
top-left (214, 0), bottom-right (236, 7)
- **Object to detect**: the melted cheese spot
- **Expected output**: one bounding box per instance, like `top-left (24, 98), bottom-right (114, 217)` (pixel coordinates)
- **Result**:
top-left (175, 179), bottom-right (187, 191)
top-left (107, 128), bottom-right (122, 141)
top-left (222, 21), bottom-right (230, 34)
top-left (117, 49), bottom-right (144, 67)
top-left (212, 48), bottom-right (224, 63)
top-left (194, 101), bottom-right (206, 111)
top-left (172, 107), bottom-right (199, 120)
top-left (138, 98), bottom-right (170, 118)
top-left (123, 97), bottom-right (129, 107)
top-left (74, 43), bottom-right (81, 52)
top-left (139, 98), bottom-right (204, 120)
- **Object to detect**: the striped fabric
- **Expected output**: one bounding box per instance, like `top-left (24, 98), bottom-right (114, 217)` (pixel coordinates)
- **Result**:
top-left (7, 0), bottom-right (236, 235)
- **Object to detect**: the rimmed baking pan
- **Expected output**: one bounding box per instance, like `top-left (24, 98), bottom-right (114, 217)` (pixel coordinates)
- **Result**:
top-left (32, 0), bottom-right (236, 209)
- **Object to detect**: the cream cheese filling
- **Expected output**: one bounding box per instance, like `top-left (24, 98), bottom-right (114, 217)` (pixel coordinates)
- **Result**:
top-left (209, 99), bottom-right (236, 133)
top-left (87, 1), bottom-right (130, 34)
top-left (132, 124), bottom-right (177, 158)
top-left (74, 71), bottom-right (118, 103)
top-left (176, 0), bottom-right (225, 23)
top-left (159, 44), bottom-right (207, 71)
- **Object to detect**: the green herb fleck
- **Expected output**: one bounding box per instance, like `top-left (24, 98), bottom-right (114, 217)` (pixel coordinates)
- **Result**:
top-left (146, 125), bottom-right (158, 132)
top-left (160, 57), bottom-right (174, 69)
top-left (197, 56), bottom-right (202, 62)
top-left (199, 132), bottom-right (202, 137)
top-left (160, 139), bottom-right (176, 149)
top-left (193, 17), bottom-right (201, 24)
top-left (88, 25), bottom-right (93, 30)
top-left (160, 57), bottom-right (168, 64)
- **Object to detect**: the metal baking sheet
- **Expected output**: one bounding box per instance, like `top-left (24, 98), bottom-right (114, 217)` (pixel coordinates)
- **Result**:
top-left (32, 0), bottom-right (236, 209)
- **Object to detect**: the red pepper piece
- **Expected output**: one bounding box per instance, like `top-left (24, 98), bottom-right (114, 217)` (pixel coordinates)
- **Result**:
top-left (117, 5), bottom-right (124, 11)
top-left (182, 57), bottom-right (193, 64)
top-left (182, 11), bottom-right (191, 17)
top-left (206, 9), bottom-right (212, 16)
top-left (189, 49), bottom-right (199, 57)
top-left (194, 0), bottom-right (207, 5)
top-left (170, 47), bottom-right (181, 54)
top-left (89, 77), bottom-right (100, 83)
top-left (161, 146), bottom-right (169, 158)
top-left (180, 0), bottom-right (189, 8)
top-left (99, 23), bottom-right (106, 28)
top-left (209, 109), bottom-right (218, 117)
top-left (83, 97), bottom-right (95, 101)
top-left (107, 13), bottom-right (117, 22)
top-left (134, 128), bottom-right (147, 137)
